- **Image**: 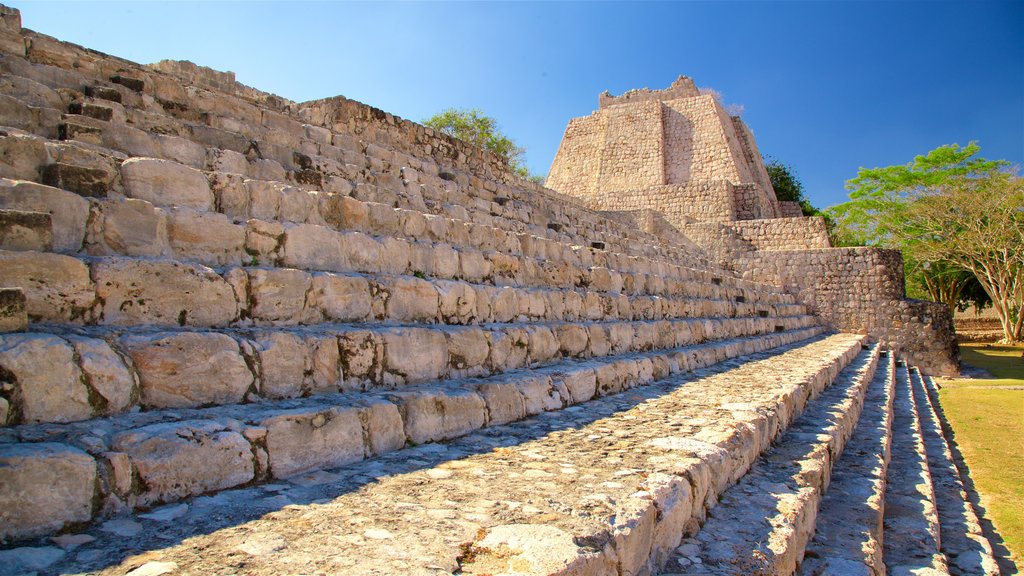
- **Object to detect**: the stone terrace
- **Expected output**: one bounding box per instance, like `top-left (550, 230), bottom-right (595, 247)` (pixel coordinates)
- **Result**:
top-left (0, 6), bottom-right (998, 576)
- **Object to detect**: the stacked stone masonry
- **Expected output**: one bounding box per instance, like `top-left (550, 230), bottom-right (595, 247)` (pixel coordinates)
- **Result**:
top-left (0, 6), bottom-right (990, 576)
top-left (548, 76), bottom-right (958, 375)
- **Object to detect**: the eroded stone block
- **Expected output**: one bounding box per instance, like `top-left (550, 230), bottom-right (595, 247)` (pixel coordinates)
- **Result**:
top-left (0, 443), bottom-right (97, 540)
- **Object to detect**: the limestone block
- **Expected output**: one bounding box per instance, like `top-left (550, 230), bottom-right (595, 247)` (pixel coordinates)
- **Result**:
top-left (382, 327), bottom-right (448, 385)
top-left (611, 498), bottom-right (658, 576)
top-left (0, 443), bottom-right (97, 540)
top-left (319, 194), bottom-right (367, 231)
top-left (0, 209), bottom-right (51, 251)
top-left (167, 208), bottom-right (244, 266)
top-left (488, 327), bottom-right (529, 372)
top-left (391, 386), bottom-right (487, 444)
top-left (386, 276), bottom-right (438, 323)
top-left (245, 180), bottom-right (282, 221)
top-left (527, 326), bottom-right (559, 364)
top-left (609, 323), bottom-right (636, 354)
top-left (553, 367), bottom-right (598, 405)
top-left (378, 236), bottom-right (411, 275)
top-left (436, 280), bottom-right (477, 324)
top-left (339, 330), bottom-right (384, 388)
top-left (431, 244), bottom-right (460, 279)
top-left (0, 333), bottom-right (92, 424)
top-left (476, 380), bottom-right (526, 426)
top-left (207, 148), bottom-right (249, 176)
top-left (489, 286), bottom-right (519, 323)
top-left (447, 327), bottom-right (489, 374)
top-left (122, 331), bottom-right (253, 409)
top-left (0, 288), bottom-right (26, 334)
top-left (554, 324), bottom-right (589, 357)
top-left (310, 273), bottom-right (371, 322)
top-left (353, 398), bottom-right (405, 456)
top-left (0, 132), bottom-right (47, 182)
top-left (260, 406), bottom-right (364, 478)
top-left (254, 331), bottom-right (304, 399)
top-left (248, 267), bottom-right (312, 324)
top-left (461, 524), bottom-right (611, 576)
top-left (340, 231), bottom-right (382, 273)
top-left (90, 198), bottom-right (170, 257)
top-left (67, 335), bottom-right (135, 415)
top-left (459, 249), bottom-right (492, 282)
top-left (112, 420), bottom-right (254, 506)
top-left (281, 223), bottom-right (346, 272)
top-left (0, 179), bottom-right (88, 252)
top-left (121, 157), bottom-right (213, 210)
top-left (278, 185), bottom-right (317, 223)
top-left (516, 375), bottom-right (563, 415)
top-left (303, 334), bottom-right (341, 394)
top-left (244, 219), bottom-right (284, 264)
top-left (94, 259), bottom-right (238, 326)
top-left (0, 250), bottom-right (94, 322)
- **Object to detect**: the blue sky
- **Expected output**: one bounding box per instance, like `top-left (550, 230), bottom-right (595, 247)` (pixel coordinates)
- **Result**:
top-left (11, 1), bottom-right (1023, 209)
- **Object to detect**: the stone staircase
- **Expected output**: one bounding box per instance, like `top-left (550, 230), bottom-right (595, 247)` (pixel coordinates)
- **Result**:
top-left (0, 6), bottom-right (1001, 575)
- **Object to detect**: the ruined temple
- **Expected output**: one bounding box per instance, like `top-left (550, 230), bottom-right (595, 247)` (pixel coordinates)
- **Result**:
top-left (0, 6), bottom-right (997, 576)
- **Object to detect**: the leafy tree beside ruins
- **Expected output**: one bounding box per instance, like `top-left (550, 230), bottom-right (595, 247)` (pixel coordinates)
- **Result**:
top-left (764, 157), bottom-right (819, 216)
top-left (828, 143), bottom-right (1023, 343)
top-left (424, 108), bottom-right (544, 184)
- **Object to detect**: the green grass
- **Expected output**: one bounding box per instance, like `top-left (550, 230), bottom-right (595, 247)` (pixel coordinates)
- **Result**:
top-left (937, 343), bottom-right (1024, 569)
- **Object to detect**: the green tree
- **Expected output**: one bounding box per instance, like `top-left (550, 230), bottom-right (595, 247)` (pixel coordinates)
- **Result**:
top-left (423, 108), bottom-right (535, 180)
top-left (828, 143), bottom-right (1021, 342)
top-left (764, 157), bottom-right (819, 216)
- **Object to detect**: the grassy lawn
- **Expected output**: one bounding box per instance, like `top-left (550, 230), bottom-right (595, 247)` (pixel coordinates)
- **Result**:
top-left (937, 343), bottom-right (1024, 570)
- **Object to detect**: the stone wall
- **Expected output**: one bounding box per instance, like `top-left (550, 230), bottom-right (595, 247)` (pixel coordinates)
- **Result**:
top-left (547, 78), bottom-right (780, 223)
top-left (737, 247), bottom-right (959, 375)
top-left (779, 201), bottom-right (804, 218)
top-left (598, 75), bottom-right (699, 108)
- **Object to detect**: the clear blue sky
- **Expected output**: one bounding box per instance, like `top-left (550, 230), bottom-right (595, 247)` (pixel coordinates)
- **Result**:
top-left (10, 1), bottom-right (1023, 209)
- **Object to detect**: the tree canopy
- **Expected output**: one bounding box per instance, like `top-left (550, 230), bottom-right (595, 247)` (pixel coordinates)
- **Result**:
top-left (764, 157), bottom-right (819, 216)
top-left (827, 143), bottom-right (1022, 342)
top-left (423, 108), bottom-right (542, 182)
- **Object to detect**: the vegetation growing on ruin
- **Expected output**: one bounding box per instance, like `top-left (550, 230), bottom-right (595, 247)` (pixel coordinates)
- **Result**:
top-left (764, 157), bottom-right (820, 216)
top-left (423, 108), bottom-right (545, 184)
top-left (829, 143), bottom-right (1022, 342)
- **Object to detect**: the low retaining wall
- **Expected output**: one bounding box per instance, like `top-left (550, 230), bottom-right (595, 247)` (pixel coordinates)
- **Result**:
top-left (738, 247), bottom-right (959, 376)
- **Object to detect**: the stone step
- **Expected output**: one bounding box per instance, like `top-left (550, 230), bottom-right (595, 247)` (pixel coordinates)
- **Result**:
top-left (0, 169), bottom-right (791, 304)
top-left (0, 332), bottom-right (865, 574)
top-left (884, 363), bottom-right (950, 575)
top-left (0, 207), bottom-right (51, 251)
top-left (912, 370), bottom-right (999, 575)
top-left (0, 314), bottom-right (820, 425)
top-left (663, 343), bottom-right (882, 574)
top-left (0, 248), bottom-right (803, 330)
top-left (798, 351), bottom-right (896, 575)
top-left (0, 325), bottom-right (827, 545)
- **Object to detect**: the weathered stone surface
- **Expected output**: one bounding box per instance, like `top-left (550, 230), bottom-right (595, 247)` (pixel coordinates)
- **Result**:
top-left (386, 276), bottom-right (438, 322)
top-left (309, 273), bottom-right (371, 322)
top-left (121, 157), bottom-right (212, 210)
top-left (248, 267), bottom-right (312, 323)
top-left (0, 209), bottom-right (50, 251)
top-left (121, 331), bottom-right (253, 408)
top-left (94, 259), bottom-right (238, 326)
top-left (391, 386), bottom-right (487, 444)
top-left (39, 161), bottom-right (110, 197)
top-left (167, 208), bottom-right (244, 266)
top-left (462, 524), bottom-right (613, 576)
top-left (90, 198), bottom-right (170, 257)
top-left (260, 406), bottom-right (364, 478)
top-left (0, 288), bottom-right (26, 333)
top-left (111, 420), bottom-right (254, 506)
top-left (0, 178), bottom-right (89, 252)
top-left (381, 327), bottom-right (448, 385)
top-left (0, 443), bottom-right (97, 540)
top-left (67, 335), bottom-right (135, 415)
top-left (0, 333), bottom-right (92, 423)
top-left (254, 331), bottom-right (305, 399)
